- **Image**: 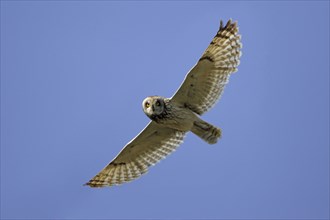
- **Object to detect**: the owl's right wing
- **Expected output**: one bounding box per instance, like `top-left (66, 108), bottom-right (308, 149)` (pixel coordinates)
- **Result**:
top-left (171, 19), bottom-right (242, 115)
top-left (85, 121), bottom-right (186, 187)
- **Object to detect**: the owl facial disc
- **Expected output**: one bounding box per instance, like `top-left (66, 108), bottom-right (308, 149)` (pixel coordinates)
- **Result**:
top-left (142, 96), bottom-right (165, 119)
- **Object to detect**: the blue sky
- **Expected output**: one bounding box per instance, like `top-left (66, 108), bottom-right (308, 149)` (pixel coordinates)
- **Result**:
top-left (1, 1), bottom-right (329, 219)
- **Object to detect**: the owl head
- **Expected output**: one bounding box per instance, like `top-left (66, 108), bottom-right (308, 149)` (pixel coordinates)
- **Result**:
top-left (142, 96), bottom-right (166, 118)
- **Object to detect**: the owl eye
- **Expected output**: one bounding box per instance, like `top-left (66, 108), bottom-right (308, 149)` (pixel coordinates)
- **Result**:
top-left (145, 102), bottom-right (150, 108)
top-left (155, 101), bottom-right (161, 106)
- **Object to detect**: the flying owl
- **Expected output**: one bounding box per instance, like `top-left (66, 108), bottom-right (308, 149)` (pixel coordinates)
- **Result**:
top-left (85, 19), bottom-right (242, 187)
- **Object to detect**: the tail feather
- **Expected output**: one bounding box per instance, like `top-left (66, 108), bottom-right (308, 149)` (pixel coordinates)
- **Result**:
top-left (191, 119), bottom-right (221, 144)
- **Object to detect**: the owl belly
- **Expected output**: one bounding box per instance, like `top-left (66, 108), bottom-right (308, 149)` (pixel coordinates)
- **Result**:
top-left (150, 105), bottom-right (197, 132)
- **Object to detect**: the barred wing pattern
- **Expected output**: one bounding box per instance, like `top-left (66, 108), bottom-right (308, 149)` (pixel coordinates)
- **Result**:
top-left (172, 19), bottom-right (242, 115)
top-left (85, 122), bottom-right (185, 187)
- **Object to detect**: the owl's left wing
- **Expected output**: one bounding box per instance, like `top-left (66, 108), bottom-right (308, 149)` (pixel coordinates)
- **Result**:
top-left (85, 121), bottom-right (185, 187)
top-left (171, 19), bottom-right (242, 115)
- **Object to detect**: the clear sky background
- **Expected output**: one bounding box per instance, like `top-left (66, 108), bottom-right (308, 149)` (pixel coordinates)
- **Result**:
top-left (1, 1), bottom-right (329, 219)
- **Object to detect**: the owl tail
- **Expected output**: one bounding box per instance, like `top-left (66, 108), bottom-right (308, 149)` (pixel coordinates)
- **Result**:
top-left (191, 119), bottom-right (222, 144)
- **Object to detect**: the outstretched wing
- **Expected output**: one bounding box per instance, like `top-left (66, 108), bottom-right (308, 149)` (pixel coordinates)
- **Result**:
top-left (171, 19), bottom-right (242, 115)
top-left (85, 122), bottom-right (186, 187)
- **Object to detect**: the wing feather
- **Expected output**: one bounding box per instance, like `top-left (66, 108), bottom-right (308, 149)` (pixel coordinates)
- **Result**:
top-left (171, 19), bottom-right (242, 115)
top-left (85, 121), bottom-right (185, 187)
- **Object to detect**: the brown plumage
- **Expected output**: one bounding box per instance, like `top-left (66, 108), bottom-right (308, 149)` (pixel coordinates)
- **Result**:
top-left (86, 19), bottom-right (242, 187)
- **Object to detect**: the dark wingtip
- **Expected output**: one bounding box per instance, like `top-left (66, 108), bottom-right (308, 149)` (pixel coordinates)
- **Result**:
top-left (84, 179), bottom-right (100, 187)
top-left (84, 182), bottom-right (103, 188)
top-left (219, 18), bottom-right (238, 32)
top-left (220, 20), bottom-right (224, 29)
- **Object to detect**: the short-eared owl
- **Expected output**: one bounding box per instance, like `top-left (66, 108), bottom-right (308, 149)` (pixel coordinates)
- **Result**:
top-left (86, 19), bottom-right (242, 187)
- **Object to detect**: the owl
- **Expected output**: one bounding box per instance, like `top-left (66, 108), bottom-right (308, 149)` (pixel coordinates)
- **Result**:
top-left (85, 19), bottom-right (242, 187)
